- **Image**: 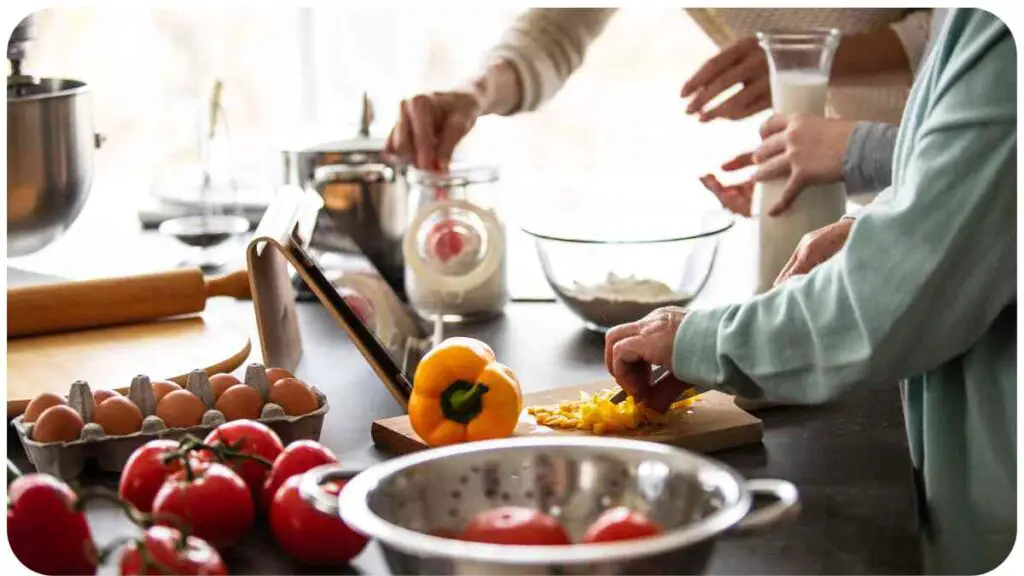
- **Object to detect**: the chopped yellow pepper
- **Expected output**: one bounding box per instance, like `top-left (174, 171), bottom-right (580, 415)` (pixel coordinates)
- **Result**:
top-left (527, 387), bottom-right (699, 435)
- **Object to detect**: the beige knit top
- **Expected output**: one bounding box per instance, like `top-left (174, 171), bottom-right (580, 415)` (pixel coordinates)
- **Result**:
top-left (485, 8), bottom-right (932, 124)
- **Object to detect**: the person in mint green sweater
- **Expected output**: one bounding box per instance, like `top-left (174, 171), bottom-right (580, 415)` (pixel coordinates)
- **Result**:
top-left (605, 8), bottom-right (1015, 574)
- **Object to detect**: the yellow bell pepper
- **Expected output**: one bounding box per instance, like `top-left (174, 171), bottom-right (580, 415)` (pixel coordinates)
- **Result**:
top-left (409, 337), bottom-right (523, 447)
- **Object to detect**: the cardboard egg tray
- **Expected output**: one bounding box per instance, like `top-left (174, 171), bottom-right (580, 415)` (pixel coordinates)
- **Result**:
top-left (12, 363), bottom-right (329, 480)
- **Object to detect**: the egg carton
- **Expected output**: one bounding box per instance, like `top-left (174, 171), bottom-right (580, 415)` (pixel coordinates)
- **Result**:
top-left (11, 363), bottom-right (329, 481)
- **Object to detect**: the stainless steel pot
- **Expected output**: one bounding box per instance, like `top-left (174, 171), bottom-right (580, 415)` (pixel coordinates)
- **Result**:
top-left (7, 76), bottom-right (104, 257)
top-left (325, 436), bottom-right (800, 575)
top-left (281, 94), bottom-right (408, 296)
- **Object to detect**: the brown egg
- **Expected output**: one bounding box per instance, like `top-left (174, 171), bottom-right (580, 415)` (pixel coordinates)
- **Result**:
top-left (267, 378), bottom-right (319, 416)
top-left (215, 384), bottom-right (264, 421)
top-left (151, 380), bottom-right (183, 404)
top-left (92, 389), bottom-right (119, 405)
top-left (24, 392), bottom-right (67, 424)
top-left (209, 373), bottom-right (242, 401)
top-left (93, 396), bottom-right (144, 435)
top-left (156, 390), bottom-right (207, 428)
top-left (32, 405), bottom-right (84, 443)
top-left (265, 367), bottom-right (294, 386)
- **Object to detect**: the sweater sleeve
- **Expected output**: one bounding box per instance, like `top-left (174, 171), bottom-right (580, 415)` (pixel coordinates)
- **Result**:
top-left (482, 8), bottom-right (617, 114)
top-left (843, 121), bottom-right (899, 195)
top-left (671, 11), bottom-right (1016, 404)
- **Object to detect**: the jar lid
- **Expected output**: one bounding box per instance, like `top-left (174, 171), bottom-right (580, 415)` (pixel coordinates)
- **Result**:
top-left (406, 163), bottom-right (498, 188)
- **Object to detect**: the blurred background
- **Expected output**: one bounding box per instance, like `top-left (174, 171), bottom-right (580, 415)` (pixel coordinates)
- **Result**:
top-left (10, 5), bottom-right (760, 283)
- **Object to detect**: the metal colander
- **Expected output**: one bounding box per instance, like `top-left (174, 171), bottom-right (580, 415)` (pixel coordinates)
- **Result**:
top-left (317, 437), bottom-right (799, 575)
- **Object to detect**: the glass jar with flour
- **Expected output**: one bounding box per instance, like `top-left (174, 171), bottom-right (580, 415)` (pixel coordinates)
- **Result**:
top-left (403, 165), bottom-right (508, 322)
top-left (752, 29), bottom-right (846, 293)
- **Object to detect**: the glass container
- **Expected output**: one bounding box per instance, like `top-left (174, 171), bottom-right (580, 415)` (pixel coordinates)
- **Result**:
top-left (751, 29), bottom-right (845, 294)
top-left (403, 164), bottom-right (507, 323)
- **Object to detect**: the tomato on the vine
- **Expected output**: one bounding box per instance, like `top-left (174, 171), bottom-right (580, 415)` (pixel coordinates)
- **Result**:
top-left (119, 439), bottom-right (183, 513)
top-left (152, 460), bottom-right (255, 550)
top-left (199, 420), bottom-right (283, 496)
top-left (582, 506), bottom-right (663, 543)
top-left (261, 440), bottom-right (338, 510)
top-left (459, 506), bottom-right (571, 545)
top-left (119, 525), bottom-right (227, 575)
top-left (269, 475), bottom-right (368, 566)
top-left (7, 473), bottom-right (97, 575)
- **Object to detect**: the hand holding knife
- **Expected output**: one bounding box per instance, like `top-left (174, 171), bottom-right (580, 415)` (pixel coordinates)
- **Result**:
top-left (609, 365), bottom-right (707, 407)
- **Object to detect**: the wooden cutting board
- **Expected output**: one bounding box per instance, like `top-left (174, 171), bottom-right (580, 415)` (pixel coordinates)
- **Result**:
top-left (371, 381), bottom-right (764, 456)
top-left (6, 315), bottom-right (251, 418)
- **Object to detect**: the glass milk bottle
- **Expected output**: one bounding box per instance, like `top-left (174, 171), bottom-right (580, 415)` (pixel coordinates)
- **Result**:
top-left (751, 29), bottom-right (846, 293)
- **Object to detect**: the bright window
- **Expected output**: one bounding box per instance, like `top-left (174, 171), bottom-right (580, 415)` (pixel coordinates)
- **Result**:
top-left (17, 7), bottom-right (763, 284)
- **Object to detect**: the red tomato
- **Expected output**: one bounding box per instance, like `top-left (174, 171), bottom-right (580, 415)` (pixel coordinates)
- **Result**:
top-left (582, 506), bottom-right (663, 543)
top-left (7, 473), bottom-right (97, 575)
top-left (152, 461), bottom-right (255, 550)
top-left (459, 506), bottom-right (571, 546)
top-left (119, 525), bottom-right (227, 575)
top-left (119, 439), bottom-right (183, 513)
top-left (269, 475), bottom-right (368, 566)
top-left (199, 420), bottom-right (283, 497)
top-left (261, 440), bottom-right (338, 510)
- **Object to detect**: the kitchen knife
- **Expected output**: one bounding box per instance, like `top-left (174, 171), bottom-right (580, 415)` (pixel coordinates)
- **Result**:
top-left (609, 366), bottom-right (707, 405)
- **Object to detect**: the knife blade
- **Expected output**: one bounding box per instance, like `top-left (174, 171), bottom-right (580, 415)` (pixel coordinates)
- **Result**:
top-left (609, 366), bottom-right (706, 405)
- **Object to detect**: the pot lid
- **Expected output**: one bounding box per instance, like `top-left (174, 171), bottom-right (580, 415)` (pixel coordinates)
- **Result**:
top-left (296, 92), bottom-right (386, 155)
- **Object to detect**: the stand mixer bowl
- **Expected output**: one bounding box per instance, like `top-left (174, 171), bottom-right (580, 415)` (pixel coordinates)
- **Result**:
top-left (7, 15), bottom-right (104, 257)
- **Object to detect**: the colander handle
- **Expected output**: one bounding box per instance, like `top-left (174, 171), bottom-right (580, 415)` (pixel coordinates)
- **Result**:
top-left (731, 479), bottom-right (801, 533)
top-left (298, 462), bottom-right (371, 518)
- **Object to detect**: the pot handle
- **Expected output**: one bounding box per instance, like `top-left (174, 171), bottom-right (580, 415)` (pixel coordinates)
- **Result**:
top-left (731, 478), bottom-right (800, 533)
top-left (298, 462), bottom-right (372, 518)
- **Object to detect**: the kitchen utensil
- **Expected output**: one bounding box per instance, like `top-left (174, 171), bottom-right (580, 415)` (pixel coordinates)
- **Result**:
top-left (372, 381), bottom-right (762, 457)
top-left (8, 33), bottom-right (105, 257)
top-left (607, 366), bottom-right (710, 406)
top-left (333, 436), bottom-right (798, 575)
top-left (6, 314), bottom-right (251, 418)
top-left (11, 365), bottom-right (327, 479)
top-left (7, 268), bottom-right (252, 338)
top-left (282, 93), bottom-right (409, 297)
top-left (522, 208), bottom-right (733, 332)
top-left (404, 164), bottom-right (507, 322)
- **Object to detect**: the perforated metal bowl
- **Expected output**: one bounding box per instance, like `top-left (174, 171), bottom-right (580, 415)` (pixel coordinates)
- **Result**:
top-left (322, 437), bottom-right (799, 575)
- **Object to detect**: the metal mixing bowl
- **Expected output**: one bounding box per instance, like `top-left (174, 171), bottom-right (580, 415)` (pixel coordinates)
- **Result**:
top-left (331, 436), bottom-right (799, 575)
top-left (8, 76), bottom-right (104, 257)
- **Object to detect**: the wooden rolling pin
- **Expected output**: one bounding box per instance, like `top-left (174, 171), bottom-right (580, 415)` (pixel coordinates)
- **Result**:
top-left (7, 268), bottom-right (252, 338)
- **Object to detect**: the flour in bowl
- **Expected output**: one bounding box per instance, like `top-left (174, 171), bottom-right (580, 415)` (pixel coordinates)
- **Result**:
top-left (558, 273), bottom-right (694, 329)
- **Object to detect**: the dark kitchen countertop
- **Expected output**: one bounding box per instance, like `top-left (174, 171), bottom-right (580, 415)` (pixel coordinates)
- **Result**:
top-left (6, 220), bottom-right (922, 574)
top-left (7, 300), bottom-right (922, 575)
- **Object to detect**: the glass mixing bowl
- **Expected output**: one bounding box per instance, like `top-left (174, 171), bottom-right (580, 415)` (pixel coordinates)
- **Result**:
top-left (522, 208), bottom-right (733, 332)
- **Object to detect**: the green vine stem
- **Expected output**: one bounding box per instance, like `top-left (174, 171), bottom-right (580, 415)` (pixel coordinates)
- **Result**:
top-left (164, 434), bottom-right (274, 470)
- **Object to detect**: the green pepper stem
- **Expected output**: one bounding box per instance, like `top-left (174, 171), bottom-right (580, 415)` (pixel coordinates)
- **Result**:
top-left (440, 380), bottom-right (490, 424)
top-left (449, 382), bottom-right (486, 414)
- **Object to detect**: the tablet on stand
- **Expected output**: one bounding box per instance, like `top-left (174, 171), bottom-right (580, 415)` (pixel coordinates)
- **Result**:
top-left (245, 187), bottom-right (436, 410)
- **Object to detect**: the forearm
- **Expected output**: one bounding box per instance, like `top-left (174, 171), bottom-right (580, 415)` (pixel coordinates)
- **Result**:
top-left (483, 8), bottom-right (615, 113)
top-left (465, 61), bottom-right (524, 117)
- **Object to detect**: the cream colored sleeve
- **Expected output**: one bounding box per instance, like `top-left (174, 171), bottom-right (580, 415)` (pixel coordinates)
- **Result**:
top-left (482, 8), bottom-right (617, 114)
top-left (890, 9), bottom-right (933, 76)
